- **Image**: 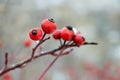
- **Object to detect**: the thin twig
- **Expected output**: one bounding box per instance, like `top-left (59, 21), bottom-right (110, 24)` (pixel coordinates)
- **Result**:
top-left (0, 37), bottom-right (50, 76)
top-left (84, 42), bottom-right (98, 45)
top-left (38, 47), bottom-right (68, 80)
top-left (63, 41), bottom-right (66, 46)
top-left (4, 52), bottom-right (8, 69)
top-left (49, 48), bottom-right (73, 56)
top-left (0, 35), bottom-right (97, 77)
top-left (59, 39), bottom-right (62, 46)
top-left (30, 36), bottom-right (50, 60)
top-left (0, 41), bottom-right (75, 76)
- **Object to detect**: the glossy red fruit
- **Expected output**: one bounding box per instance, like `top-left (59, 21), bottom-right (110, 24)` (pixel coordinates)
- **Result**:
top-left (61, 26), bottom-right (74, 41)
top-left (29, 28), bottom-right (43, 41)
top-left (74, 33), bottom-right (85, 46)
top-left (41, 18), bottom-right (57, 34)
top-left (52, 30), bottom-right (61, 39)
top-left (24, 39), bottom-right (31, 47)
top-left (2, 73), bottom-right (11, 80)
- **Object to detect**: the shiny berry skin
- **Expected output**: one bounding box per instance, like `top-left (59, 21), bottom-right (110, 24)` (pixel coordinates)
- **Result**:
top-left (41, 18), bottom-right (57, 34)
top-left (61, 26), bottom-right (74, 41)
top-left (29, 28), bottom-right (43, 41)
top-left (52, 30), bottom-right (61, 39)
top-left (24, 39), bottom-right (31, 47)
top-left (74, 33), bottom-right (85, 46)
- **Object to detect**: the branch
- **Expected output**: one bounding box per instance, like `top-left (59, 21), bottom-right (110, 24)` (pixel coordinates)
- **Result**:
top-left (30, 36), bottom-right (50, 60)
top-left (38, 47), bottom-right (70, 80)
top-left (0, 36), bottom-right (50, 76)
top-left (0, 38), bottom-right (75, 76)
top-left (4, 52), bottom-right (8, 69)
top-left (0, 33), bottom-right (98, 77)
top-left (84, 42), bottom-right (98, 45)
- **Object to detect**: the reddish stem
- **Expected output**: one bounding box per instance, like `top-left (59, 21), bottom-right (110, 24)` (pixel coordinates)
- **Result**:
top-left (59, 39), bottom-right (62, 46)
top-left (5, 52), bottom-right (8, 69)
top-left (0, 40), bottom-right (74, 76)
top-left (0, 35), bottom-right (97, 77)
top-left (30, 35), bottom-right (48, 60)
top-left (0, 37), bottom-right (50, 76)
top-left (38, 48), bottom-right (66, 80)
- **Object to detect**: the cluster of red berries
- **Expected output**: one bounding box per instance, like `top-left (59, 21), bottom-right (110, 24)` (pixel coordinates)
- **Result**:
top-left (29, 18), bottom-right (85, 46)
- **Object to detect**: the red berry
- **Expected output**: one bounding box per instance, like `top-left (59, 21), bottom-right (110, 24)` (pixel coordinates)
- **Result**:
top-left (29, 28), bottom-right (43, 41)
top-left (74, 33), bottom-right (85, 46)
top-left (41, 18), bottom-right (57, 34)
top-left (2, 73), bottom-right (11, 80)
top-left (52, 30), bottom-right (61, 39)
top-left (61, 26), bottom-right (74, 41)
top-left (24, 39), bottom-right (31, 47)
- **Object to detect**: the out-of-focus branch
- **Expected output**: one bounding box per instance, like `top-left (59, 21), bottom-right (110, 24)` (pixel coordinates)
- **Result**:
top-left (38, 47), bottom-right (73, 80)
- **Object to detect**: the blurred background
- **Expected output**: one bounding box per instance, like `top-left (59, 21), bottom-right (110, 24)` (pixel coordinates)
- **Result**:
top-left (0, 0), bottom-right (120, 80)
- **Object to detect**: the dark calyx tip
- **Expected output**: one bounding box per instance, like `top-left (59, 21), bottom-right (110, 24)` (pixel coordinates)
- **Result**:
top-left (32, 30), bottom-right (37, 35)
top-left (66, 25), bottom-right (73, 31)
top-left (48, 18), bottom-right (55, 23)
